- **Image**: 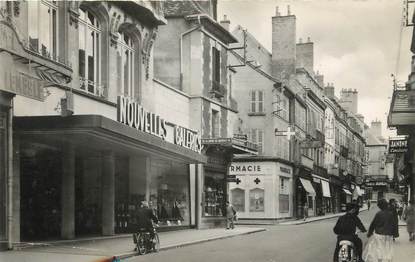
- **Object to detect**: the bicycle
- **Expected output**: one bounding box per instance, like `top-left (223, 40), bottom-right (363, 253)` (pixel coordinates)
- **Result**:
top-left (134, 227), bottom-right (160, 255)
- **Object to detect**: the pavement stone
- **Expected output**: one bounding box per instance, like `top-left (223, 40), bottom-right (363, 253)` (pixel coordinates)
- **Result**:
top-left (393, 227), bottom-right (415, 262)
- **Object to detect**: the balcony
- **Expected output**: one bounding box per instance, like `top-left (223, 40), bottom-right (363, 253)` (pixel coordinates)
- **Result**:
top-left (211, 80), bottom-right (226, 99)
top-left (313, 164), bottom-right (328, 178)
top-left (316, 130), bottom-right (325, 144)
top-left (301, 154), bottom-right (314, 170)
top-left (201, 137), bottom-right (257, 155)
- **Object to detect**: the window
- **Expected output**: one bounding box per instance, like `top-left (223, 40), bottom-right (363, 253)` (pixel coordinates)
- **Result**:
top-left (28, 1), bottom-right (58, 59)
top-left (250, 129), bottom-right (264, 154)
top-left (249, 188), bottom-right (264, 212)
top-left (250, 90), bottom-right (264, 114)
top-left (212, 47), bottom-right (220, 84)
top-left (231, 188), bottom-right (245, 212)
top-left (211, 110), bottom-right (220, 138)
top-left (204, 172), bottom-right (225, 217)
top-left (78, 7), bottom-right (101, 96)
top-left (117, 32), bottom-right (135, 98)
top-left (295, 102), bottom-right (307, 131)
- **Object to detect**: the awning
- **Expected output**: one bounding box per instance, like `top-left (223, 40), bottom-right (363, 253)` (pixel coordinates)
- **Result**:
top-left (321, 180), bottom-right (331, 198)
top-left (343, 188), bottom-right (352, 195)
top-left (299, 178), bottom-right (316, 196)
top-left (14, 115), bottom-right (207, 164)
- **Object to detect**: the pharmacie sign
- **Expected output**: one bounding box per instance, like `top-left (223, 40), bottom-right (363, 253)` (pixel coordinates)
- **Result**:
top-left (389, 138), bottom-right (408, 154)
top-left (117, 96), bottom-right (202, 153)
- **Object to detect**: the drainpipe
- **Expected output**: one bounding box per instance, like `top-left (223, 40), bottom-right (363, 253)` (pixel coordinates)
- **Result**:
top-left (7, 99), bottom-right (13, 250)
top-left (180, 15), bottom-right (202, 89)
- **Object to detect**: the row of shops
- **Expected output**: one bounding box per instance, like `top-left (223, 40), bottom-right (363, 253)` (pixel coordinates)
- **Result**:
top-left (228, 159), bottom-right (363, 220)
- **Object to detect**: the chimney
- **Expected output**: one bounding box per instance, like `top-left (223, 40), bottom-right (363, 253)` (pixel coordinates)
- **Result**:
top-left (296, 36), bottom-right (314, 75)
top-left (272, 5), bottom-right (296, 80)
top-left (370, 120), bottom-right (383, 139)
top-left (324, 83), bottom-right (335, 99)
top-left (340, 88), bottom-right (358, 114)
top-left (315, 71), bottom-right (324, 87)
top-left (220, 15), bottom-right (230, 31)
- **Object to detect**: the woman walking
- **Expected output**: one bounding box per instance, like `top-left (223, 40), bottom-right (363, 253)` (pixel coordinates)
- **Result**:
top-left (363, 199), bottom-right (398, 262)
top-left (403, 200), bottom-right (415, 241)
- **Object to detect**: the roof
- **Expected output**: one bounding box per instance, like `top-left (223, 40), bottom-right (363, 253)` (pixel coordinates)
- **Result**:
top-left (164, 1), bottom-right (204, 17)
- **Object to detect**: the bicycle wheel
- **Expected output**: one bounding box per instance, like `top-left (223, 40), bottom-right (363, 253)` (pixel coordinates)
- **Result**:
top-left (136, 233), bottom-right (147, 255)
top-left (153, 233), bottom-right (160, 252)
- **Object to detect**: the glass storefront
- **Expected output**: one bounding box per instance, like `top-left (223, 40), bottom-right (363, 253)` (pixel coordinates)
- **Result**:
top-left (149, 160), bottom-right (190, 226)
top-left (204, 171), bottom-right (225, 216)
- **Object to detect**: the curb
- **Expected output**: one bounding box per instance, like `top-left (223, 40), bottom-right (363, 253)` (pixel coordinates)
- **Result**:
top-left (279, 208), bottom-right (371, 226)
top-left (113, 228), bottom-right (266, 260)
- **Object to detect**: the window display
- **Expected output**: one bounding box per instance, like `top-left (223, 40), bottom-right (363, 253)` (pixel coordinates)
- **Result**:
top-left (204, 172), bottom-right (225, 216)
top-left (249, 188), bottom-right (264, 212)
top-left (231, 188), bottom-right (245, 212)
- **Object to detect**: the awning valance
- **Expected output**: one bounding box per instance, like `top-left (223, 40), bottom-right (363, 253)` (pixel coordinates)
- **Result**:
top-left (321, 180), bottom-right (331, 198)
top-left (300, 178), bottom-right (316, 196)
top-left (343, 188), bottom-right (352, 195)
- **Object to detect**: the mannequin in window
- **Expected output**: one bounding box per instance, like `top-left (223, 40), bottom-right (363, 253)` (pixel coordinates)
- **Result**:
top-left (172, 200), bottom-right (183, 223)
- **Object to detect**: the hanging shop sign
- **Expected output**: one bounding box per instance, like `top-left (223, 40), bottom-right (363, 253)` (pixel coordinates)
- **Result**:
top-left (389, 138), bottom-right (408, 154)
top-left (117, 96), bottom-right (202, 153)
top-left (280, 166), bottom-right (291, 174)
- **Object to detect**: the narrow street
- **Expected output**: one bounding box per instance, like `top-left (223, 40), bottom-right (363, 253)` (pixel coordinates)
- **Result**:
top-left (127, 208), bottom-right (376, 262)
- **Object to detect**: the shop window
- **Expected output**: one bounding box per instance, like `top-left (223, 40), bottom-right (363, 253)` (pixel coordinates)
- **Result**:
top-left (28, 1), bottom-right (58, 59)
top-left (308, 196), bottom-right (313, 209)
top-left (116, 32), bottom-right (136, 99)
top-left (249, 188), bottom-right (264, 212)
top-left (279, 177), bottom-right (290, 213)
top-left (231, 188), bottom-right (245, 212)
top-left (78, 7), bottom-right (102, 96)
top-left (250, 90), bottom-right (264, 113)
top-left (204, 172), bottom-right (225, 217)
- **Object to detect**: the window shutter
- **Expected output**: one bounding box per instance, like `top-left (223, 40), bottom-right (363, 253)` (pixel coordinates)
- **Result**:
top-left (258, 91), bottom-right (264, 113)
top-left (251, 91), bottom-right (256, 113)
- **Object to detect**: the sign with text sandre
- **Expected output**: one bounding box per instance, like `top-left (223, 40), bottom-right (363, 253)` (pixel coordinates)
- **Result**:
top-left (117, 96), bottom-right (202, 153)
top-left (389, 138), bottom-right (408, 154)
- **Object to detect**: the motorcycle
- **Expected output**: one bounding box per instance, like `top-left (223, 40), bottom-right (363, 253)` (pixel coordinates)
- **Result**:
top-left (336, 231), bottom-right (364, 262)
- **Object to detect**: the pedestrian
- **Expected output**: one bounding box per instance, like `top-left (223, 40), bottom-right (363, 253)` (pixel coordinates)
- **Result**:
top-left (225, 201), bottom-right (236, 229)
top-left (402, 200), bottom-right (415, 241)
top-left (367, 200), bottom-right (371, 210)
top-left (363, 199), bottom-right (399, 262)
top-left (303, 202), bottom-right (309, 221)
top-left (397, 201), bottom-right (404, 220)
top-left (388, 199), bottom-right (399, 240)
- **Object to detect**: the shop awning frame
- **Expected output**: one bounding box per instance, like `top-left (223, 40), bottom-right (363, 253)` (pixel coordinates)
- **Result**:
top-left (14, 115), bottom-right (207, 164)
top-left (299, 178), bottom-right (316, 196)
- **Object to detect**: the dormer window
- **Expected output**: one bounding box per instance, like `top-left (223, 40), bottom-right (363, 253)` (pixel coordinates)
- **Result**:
top-left (28, 1), bottom-right (58, 60)
top-left (78, 7), bottom-right (102, 96)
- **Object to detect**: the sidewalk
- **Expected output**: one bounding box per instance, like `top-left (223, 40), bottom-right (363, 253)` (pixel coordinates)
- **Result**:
top-left (0, 226), bottom-right (265, 262)
top-left (393, 227), bottom-right (415, 262)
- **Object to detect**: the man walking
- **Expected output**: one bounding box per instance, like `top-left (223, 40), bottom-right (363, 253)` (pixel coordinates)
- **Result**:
top-left (225, 201), bottom-right (236, 229)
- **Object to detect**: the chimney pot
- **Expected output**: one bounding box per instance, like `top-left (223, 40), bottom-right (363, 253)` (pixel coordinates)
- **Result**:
top-left (287, 5), bottom-right (291, 15)
top-left (276, 6), bottom-right (280, 16)
top-left (223, 15), bottom-right (227, 20)
top-left (299, 38), bottom-right (303, 44)
top-left (307, 37), bottom-right (311, 42)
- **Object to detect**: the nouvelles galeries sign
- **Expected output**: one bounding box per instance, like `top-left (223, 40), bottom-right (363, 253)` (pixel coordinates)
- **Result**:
top-left (117, 96), bottom-right (202, 153)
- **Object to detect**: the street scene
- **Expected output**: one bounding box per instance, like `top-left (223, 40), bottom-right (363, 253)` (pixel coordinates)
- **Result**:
top-left (0, 0), bottom-right (414, 261)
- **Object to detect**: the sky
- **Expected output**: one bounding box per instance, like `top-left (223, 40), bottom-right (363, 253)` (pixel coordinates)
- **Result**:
top-left (217, 0), bottom-right (413, 138)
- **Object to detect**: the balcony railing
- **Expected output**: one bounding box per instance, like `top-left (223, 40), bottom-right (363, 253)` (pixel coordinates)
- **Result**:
top-left (211, 80), bottom-right (226, 98)
top-left (316, 130), bottom-right (325, 144)
top-left (313, 164), bottom-right (328, 177)
top-left (340, 145), bottom-right (349, 158)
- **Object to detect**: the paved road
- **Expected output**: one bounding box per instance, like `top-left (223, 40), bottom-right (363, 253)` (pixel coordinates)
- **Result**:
top-left (126, 208), bottom-right (377, 262)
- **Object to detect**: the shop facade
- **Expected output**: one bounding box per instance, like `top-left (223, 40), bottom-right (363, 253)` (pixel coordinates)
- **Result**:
top-left (228, 160), bottom-right (293, 219)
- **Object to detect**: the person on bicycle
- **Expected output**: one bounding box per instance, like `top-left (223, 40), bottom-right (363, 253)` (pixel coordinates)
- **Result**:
top-left (133, 201), bottom-right (158, 246)
top-left (333, 203), bottom-right (367, 262)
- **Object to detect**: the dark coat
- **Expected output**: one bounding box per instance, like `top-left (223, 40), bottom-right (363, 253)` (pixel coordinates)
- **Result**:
top-left (135, 207), bottom-right (158, 229)
top-left (368, 209), bottom-right (398, 237)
